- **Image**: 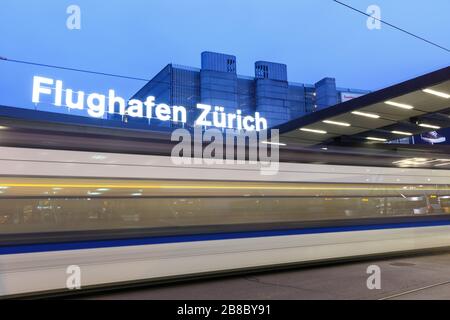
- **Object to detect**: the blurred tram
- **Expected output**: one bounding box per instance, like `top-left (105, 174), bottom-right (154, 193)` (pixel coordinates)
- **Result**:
top-left (2, 132), bottom-right (450, 297)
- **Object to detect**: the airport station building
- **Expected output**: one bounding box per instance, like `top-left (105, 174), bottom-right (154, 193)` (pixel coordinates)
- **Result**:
top-left (128, 51), bottom-right (369, 130)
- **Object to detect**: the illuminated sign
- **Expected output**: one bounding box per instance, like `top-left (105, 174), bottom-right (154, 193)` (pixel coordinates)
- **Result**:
top-left (340, 92), bottom-right (364, 102)
top-left (31, 76), bottom-right (268, 131)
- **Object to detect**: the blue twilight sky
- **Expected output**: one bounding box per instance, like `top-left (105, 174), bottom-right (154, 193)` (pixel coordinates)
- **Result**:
top-left (0, 0), bottom-right (448, 114)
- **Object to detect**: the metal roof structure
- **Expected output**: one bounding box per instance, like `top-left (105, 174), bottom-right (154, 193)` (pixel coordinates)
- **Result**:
top-left (276, 66), bottom-right (450, 146)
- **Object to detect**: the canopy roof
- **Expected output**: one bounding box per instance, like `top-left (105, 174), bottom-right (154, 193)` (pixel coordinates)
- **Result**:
top-left (277, 66), bottom-right (450, 146)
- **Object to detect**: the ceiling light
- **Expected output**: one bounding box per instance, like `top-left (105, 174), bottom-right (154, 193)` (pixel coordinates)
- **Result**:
top-left (323, 120), bottom-right (351, 127)
top-left (423, 88), bottom-right (450, 99)
top-left (351, 111), bottom-right (380, 119)
top-left (391, 130), bottom-right (412, 136)
top-left (300, 128), bottom-right (327, 134)
top-left (366, 137), bottom-right (387, 142)
top-left (385, 101), bottom-right (414, 110)
top-left (419, 123), bottom-right (441, 129)
top-left (261, 141), bottom-right (287, 146)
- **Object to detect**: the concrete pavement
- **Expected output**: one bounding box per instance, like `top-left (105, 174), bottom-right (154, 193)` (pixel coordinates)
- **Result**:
top-left (84, 251), bottom-right (450, 300)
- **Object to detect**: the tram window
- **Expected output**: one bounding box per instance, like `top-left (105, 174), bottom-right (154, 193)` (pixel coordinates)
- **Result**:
top-left (0, 194), bottom-right (445, 235)
top-left (0, 177), bottom-right (446, 234)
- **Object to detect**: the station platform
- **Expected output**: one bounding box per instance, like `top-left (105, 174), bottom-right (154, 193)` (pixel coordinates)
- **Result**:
top-left (82, 250), bottom-right (450, 300)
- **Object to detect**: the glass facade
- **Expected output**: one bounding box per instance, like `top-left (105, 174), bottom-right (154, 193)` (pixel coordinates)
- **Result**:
top-left (129, 51), bottom-right (370, 130)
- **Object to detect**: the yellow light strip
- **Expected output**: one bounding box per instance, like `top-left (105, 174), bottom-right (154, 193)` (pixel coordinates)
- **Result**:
top-left (0, 183), bottom-right (448, 191)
